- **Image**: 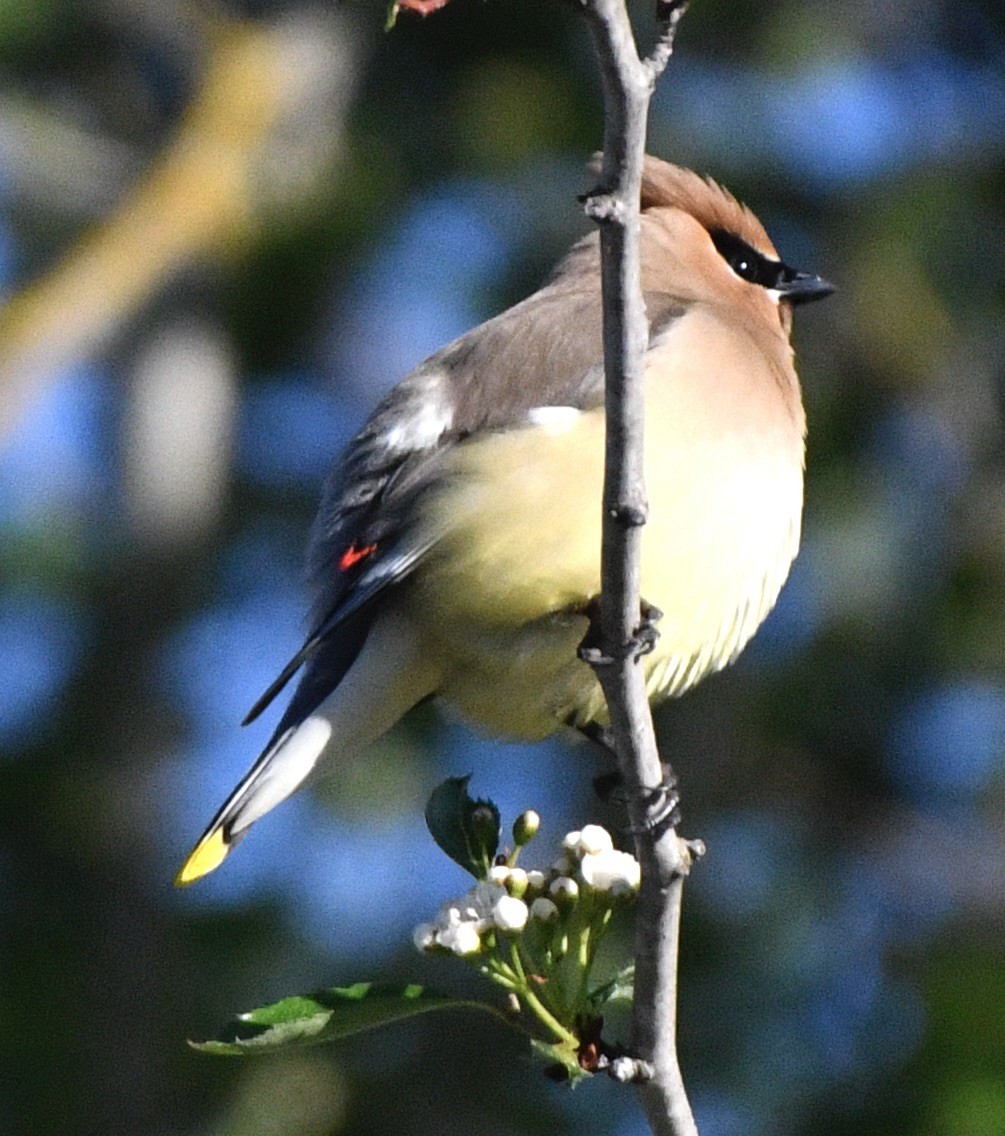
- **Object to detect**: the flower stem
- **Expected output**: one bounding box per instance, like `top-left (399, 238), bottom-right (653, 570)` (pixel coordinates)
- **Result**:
top-left (509, 943), bottom-right (579, 1048)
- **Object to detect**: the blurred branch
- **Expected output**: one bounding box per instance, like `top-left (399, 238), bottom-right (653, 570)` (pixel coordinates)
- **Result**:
top-left (0, 12), bottom-right (359, 437)
top-left (0, 98), bottom-right (138, 219)
top-left (577, 0), bottom-right (697, 1133)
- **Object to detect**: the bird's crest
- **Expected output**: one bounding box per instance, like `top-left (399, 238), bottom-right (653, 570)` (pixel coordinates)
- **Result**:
top-left (639, 157), bottom-right (777, 259)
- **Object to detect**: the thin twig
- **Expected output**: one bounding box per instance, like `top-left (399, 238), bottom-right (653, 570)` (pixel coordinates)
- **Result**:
top-left (644, 0), bottom-right (690, 80)
top-left (576, 0), bottom-right (697, 1133)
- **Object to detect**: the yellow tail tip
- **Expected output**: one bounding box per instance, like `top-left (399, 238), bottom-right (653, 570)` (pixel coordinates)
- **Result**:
top-left (174, 829), bottom-right (229, 887)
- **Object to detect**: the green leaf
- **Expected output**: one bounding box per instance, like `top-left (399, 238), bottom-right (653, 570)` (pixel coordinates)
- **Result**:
top-left (530, 1038), bottom-right (591, 1085)
top-left (191, 982), bottom-right (498, 1057)
top-left (424, 775), bottom-right (500, 878)
top-left (587, 965), bottom-right (634, 1052)
top-left (589, 964), bottom-right (634, 1010)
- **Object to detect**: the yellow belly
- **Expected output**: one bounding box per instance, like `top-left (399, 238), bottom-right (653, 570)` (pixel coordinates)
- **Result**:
top-left (409, 314), bottom-right (805, 739)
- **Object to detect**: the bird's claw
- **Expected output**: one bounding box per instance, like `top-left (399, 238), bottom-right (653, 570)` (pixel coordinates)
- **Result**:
top-left (627, 765), bottom-right (681, 837)
top-left (593, 762), bottom-right (680, 830)
top-left (627, 602), bottom-right (663, 661)
top-left (577, 599), bottom-right (663, 665)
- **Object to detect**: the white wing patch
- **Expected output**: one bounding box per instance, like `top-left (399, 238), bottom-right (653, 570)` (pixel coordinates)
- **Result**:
top-left (380, 370), bottom-right (453, 453)
top-left (526, 405), bottom-right (583, 433)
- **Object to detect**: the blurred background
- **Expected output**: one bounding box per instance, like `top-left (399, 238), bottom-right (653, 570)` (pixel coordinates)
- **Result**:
top-left (1, 0), bottom-right (1003, 1133)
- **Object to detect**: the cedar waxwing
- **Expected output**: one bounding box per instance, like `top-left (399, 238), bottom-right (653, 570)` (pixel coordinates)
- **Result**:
top-left (176, 158), bottom-right (832, 885)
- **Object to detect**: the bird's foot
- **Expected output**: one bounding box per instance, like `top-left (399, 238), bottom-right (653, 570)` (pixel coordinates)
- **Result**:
top-left (627, 766), bottom-right (681, 837)
top-left (577, 599), bottom-right (663, 666)
top-left (577, 598), bottom-right (612, 666)
top-left (585, 751), bottom-right (681, 831)
top-left (628, 601), bottom-right (663, 660)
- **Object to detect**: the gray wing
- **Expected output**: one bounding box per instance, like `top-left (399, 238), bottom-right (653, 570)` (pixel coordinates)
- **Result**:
top-left (246, 242), bottom-right (685, 732)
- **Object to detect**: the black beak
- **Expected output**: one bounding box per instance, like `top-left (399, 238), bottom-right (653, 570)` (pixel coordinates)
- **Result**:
top-left (775, 267), bottom-right (835, 305)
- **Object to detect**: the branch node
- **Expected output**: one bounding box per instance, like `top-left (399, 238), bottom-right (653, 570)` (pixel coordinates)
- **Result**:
top-left (582, 190), bottom-right (626, 225)
top-left (610, 502), bottom-right (648, 527)
top-left (609, 1055), bottom-right (655, 1084)
top-left (579, 643), bottom-right (615, 667)
top-left (660, 834), bottom-right (706, 880)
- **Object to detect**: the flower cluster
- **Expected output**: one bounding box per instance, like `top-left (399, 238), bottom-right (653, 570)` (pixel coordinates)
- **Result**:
top-left (414, 823), bottom-right (640, 959)
top-left (413, 812), bottom-right (639, 1076)
top-left (412, 879), bottom-right (517, 956)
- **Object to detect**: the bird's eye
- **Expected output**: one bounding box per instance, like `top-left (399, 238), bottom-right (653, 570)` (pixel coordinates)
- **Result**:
top-left (710, 230), bottom-right (783, 289)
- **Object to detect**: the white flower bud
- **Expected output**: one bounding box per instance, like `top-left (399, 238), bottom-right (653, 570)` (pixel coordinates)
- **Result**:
top-left (488, 865), bottom-right (510, 885)
top-left (526, 870), bottom-right (546, 892)
top-left (577, 824), bottom-right (614, 855)
top-left (440, 921), bottom-right (482, 956)
top-left (549, 876), bottom-right (579, 901)
top-left (492, 895), bottom-right (529, 933)
top-left (512, 810), bottom-right (540, 846)
top-left (506, 868), bottom-right (529, 898)
top-left (562, 830), bottom-right (582, 851)
top-left (470, 880), bottom-right (507, 921)
top-left (413, 922), bottom-right (436, 952)
top-left (580, 849), bottom-right (641, 894)
top-left (529, 897), bottom-right (559, 922)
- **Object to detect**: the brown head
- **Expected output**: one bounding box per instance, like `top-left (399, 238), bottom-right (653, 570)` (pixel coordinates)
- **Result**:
top-left (638, 157), bottom-right (833, 335)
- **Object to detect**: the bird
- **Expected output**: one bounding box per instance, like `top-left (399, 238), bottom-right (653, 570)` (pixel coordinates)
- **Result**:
top-left (176, 157), bottom-right (832, 885)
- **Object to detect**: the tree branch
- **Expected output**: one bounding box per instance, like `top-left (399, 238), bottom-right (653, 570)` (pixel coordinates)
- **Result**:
top-left (576, 1), bottom-right (698, 1133)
